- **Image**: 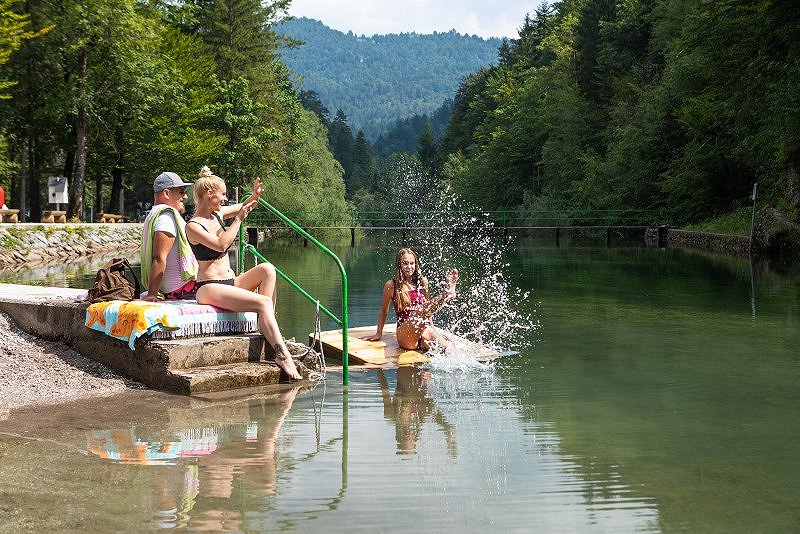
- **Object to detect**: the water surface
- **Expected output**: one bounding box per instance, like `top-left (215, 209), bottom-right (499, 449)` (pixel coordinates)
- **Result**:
top-left (1, 240), bottom-right (798, 532)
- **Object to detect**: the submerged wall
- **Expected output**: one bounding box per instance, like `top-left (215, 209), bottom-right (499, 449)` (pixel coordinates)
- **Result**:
top-left (0, 223), bottom-right (141, 266)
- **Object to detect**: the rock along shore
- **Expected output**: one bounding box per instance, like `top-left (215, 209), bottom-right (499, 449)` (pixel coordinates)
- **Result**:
top-left (0, 223), bottom-right (141, 266)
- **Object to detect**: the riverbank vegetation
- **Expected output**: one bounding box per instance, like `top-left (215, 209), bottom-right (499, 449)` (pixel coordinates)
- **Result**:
top-left (0, 0), bottom-right (349, 223)
top-left (326, 1), bottom-right (799, 231)
top-left (2, 1), bottom-right (797, 235)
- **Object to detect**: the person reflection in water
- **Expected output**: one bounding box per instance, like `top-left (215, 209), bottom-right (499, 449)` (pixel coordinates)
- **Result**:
top-left (85, 385), bottom-right (302, 531)
top-left (378, 367), bottom-right (457, 457)
top-left (189, 385), bottom-right (301, 531)
top-left (365, 247), bottom-right (459, 351)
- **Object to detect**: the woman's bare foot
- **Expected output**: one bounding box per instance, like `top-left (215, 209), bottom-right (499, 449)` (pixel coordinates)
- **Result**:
top-left (274, 344), bottom-right (302, 380)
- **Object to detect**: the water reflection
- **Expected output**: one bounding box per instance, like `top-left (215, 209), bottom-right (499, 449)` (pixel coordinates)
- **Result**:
top-left (84, 385), bottom-right (306, 531)
top-left (2, 243), bottom-right (798, 532)
top-left (377, 368), bottom-right (456, 457)
top-left (0, 250), bottom-right (139, 288)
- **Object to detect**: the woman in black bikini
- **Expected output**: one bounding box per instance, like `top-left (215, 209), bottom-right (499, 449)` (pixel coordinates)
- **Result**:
top-left (184, 166), bottom-right (301, 380)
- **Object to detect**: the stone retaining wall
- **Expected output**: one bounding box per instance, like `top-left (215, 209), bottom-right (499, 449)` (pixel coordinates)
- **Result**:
top-left (0, 223), bottom-right (141, 265)
top-left (644, 226), bottom-right (751, 256)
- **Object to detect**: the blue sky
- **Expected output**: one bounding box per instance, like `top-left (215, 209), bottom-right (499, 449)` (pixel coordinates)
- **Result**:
top-left (287, 0), bottom-right (541, 39)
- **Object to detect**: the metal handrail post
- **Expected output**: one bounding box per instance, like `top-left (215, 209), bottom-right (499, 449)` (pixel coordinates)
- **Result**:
top-left (238, 196), bottom-right (350, 386)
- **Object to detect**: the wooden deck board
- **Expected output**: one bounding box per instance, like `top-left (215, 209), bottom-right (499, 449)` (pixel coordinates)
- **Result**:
top-left (309, 324), bottom-right (499, 366)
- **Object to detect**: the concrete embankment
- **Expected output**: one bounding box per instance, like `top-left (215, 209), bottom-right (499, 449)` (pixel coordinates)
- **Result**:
top-left (0, 284), bottom-right (318, 395)
top-left (0, 223), bottom-right (141, 266)
top-left (645, 208), bottom-right (800, 261)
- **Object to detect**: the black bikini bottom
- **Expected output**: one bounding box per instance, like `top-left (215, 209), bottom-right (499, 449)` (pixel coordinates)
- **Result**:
top-left (195, 278), bottom-right (235, 290)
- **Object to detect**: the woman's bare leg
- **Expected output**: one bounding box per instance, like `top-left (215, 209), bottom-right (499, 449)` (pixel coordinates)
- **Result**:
top-left (197, 284), bottom-right (301, 380)
top-left (396, 320), bottom-right (426, 350)
top-left (421, 326), bottom-right (454, 350)
top-left (235, 263), bottom-right (277, 309)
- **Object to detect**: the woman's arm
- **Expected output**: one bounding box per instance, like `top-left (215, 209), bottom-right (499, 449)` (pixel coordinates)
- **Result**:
top-left (186, 200), bottom-right (257, 252)
top-left (220, 176), bottom-right (262, 219)
top-left (363, 280), bottom-right (395, 341)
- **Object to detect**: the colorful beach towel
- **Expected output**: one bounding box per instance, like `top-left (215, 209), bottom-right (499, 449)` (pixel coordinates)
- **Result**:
top-left (85, 300), bottom-right (258, 350)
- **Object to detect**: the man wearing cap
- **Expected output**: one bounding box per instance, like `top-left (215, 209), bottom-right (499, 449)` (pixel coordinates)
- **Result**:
top-left (140, 172), bottom-right (199, 301)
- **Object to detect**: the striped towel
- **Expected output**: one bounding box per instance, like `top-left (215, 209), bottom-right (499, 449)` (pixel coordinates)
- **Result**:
top-left (85, 300), bottom-right (258, 350)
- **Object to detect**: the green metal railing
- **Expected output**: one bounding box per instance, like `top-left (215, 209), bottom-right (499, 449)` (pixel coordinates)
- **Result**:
top-left (238, 197), bottom-right (350, 385)
top-left (246, 209), bottom-right (666, 229)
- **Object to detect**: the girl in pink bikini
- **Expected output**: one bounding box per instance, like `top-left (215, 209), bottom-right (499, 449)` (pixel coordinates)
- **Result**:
top-left (364, 248), bottom-right (459, 350)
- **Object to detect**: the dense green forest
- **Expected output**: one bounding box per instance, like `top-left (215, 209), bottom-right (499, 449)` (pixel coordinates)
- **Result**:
top-left (337, 0), bottom-right (800, 227)
top-left (2, 0), bottom-right (797, 231)
top-left (277, 17), bottom-right (501, 141)
top-left (0, 0), bottom-right (349, 223)
top-left (372, 99), bottom-right (452, 158)
top-left (440, 0), bottom-right (800, 224)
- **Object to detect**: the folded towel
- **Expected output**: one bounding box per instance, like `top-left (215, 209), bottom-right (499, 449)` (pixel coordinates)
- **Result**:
top-left (85, 300), bottom-right (258, 350)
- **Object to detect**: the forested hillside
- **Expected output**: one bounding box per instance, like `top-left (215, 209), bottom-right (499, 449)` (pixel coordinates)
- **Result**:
top-left (339, 0), bottom-right (799, 230)
top-left (434, 0), bottom-right (800, 225)
top-left (278, 17), bottom-right (501, 140)
top-left (0, 0), bottom-right (349, 224)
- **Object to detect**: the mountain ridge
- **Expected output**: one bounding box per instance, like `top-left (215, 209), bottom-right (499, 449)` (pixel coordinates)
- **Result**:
top-left (278, 17), bottom-right (502, 140)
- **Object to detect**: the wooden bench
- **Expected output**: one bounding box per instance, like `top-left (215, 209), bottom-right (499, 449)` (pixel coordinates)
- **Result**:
top-left (97, 212), bottom-right (126, 223)
top-left (41, 210), bottom-right (67, 223)
top-left (0, 209), bottom-right (20, 223)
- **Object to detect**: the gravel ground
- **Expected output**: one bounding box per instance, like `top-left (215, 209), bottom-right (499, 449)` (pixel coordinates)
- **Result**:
top-left (0, 312), bottom-right (145, 419)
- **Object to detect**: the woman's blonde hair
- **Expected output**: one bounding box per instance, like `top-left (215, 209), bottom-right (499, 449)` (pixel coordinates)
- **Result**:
top-left (393, 248), bottom-right (429, 312)
top-left (193, 165), bottom-right (225, 205)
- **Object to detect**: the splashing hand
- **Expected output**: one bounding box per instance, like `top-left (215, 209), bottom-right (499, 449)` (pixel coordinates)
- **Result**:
top-left (446, 268), bottom-right (458, 299)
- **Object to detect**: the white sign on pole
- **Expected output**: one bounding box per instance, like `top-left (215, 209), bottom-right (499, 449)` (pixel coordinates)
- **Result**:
top-left (48, 176), bottom-right (69, 204)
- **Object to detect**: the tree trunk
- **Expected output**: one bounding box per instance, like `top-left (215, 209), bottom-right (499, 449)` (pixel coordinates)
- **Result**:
top-left (29, 137), bottom-right (41, 223)
top-left (18, 143), bottom-right (27, 222)
top-left (69, 47), bottom-right (88, 221)
top-left (110, 148), bottom-right (124, 215)
top-left (94, 173), bottom-right (103, 216)
top-left (63, 150), bottom-right (75, 183)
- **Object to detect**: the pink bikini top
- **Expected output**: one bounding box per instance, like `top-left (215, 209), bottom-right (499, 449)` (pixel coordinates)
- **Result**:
top-left (393, 281), bottom-right (426, 324)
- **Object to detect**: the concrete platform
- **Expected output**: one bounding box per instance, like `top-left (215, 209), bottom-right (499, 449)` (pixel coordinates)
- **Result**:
top-left (0, 284), bottom-right (317, 394)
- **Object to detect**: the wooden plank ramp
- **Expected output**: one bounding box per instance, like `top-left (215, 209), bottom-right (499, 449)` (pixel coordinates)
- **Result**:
top-left (309, 324), bottom-right (499, 367)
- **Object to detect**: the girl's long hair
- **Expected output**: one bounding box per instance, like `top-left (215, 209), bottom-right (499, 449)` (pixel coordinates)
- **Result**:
top-left (393, 248), bottom-right (429, 312)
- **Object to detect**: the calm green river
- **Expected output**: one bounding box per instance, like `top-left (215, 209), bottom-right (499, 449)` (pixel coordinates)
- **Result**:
top-left (1, 238), bottom-right (798, 532)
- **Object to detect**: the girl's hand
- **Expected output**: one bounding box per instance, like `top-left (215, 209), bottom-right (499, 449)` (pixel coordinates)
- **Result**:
top-left (363, 333), bottom-right (383, 341)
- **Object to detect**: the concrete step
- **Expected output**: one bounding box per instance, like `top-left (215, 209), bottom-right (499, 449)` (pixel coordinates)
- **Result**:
top-left (0, 283), bottom-right (321, 394)
top-left (169, 359), bottom-right (315, 395)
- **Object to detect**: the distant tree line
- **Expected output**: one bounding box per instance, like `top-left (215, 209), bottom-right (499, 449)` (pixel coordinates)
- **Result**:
top-left (307, 0), bottom-right (799, 227)
top-left (436, 0), bottom-right (800, 225)
top-left (0, 0), bottom-right (349, 223)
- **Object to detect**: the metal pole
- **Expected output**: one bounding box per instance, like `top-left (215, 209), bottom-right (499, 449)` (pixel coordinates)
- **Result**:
top-left (749, 183), bottom-right (758, 254)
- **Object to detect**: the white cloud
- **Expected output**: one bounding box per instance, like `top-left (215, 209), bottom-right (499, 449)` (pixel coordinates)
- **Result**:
top-left (287, 0), bottom-right (539, 38)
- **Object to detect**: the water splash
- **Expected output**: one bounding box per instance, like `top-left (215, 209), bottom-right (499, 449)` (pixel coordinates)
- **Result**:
top-left (386, 156), bottom-right (538, 356)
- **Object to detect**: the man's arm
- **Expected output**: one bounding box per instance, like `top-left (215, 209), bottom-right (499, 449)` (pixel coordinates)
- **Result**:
top-left (141, 231), bottom-right (175, 301)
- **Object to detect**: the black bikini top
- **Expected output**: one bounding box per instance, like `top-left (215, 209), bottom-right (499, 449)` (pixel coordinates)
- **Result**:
top-left (187, 212), bottom-right (230, 261)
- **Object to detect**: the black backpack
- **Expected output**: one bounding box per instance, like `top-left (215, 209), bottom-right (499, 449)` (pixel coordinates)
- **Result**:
top-left (87, 258), bottom-right (141, 303)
